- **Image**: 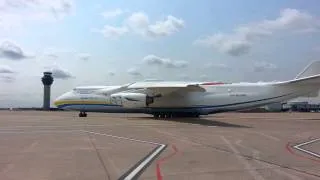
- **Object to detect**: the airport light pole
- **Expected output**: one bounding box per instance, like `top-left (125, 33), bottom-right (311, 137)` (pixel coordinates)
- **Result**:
top-left (41, 72), bottom-right (54, 110)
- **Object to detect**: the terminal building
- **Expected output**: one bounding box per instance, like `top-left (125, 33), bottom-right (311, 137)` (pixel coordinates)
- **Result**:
top-left (285, 101), bottom-right (320, 112)
top-left (263, 101), bottom-right (320, 112)
top-left (240, 100), bottom-right (320, 113)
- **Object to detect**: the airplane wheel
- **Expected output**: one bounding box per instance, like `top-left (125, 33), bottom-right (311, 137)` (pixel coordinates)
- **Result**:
top-left (153, 113), bottom-right (160, 119)
top-left (193, 113), bottom-right (200, 118)
top-left (79, 112), bottom-right (87, 117)
top-left (164, 113), bottom-right (169, 119)
top-left (159, 113), bottom-right (165, 119)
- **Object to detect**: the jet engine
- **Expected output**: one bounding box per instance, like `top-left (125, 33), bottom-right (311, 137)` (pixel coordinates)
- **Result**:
top-left (110, 92), bottom-right (154, 108)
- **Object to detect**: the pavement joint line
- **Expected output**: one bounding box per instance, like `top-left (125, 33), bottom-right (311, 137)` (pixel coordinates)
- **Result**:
top-left (221, 136), bottom-right (265, 180)
top-left (0, 128), bottom-right (168, 179)
top-left (246, 130), bottom-right (280, 142)
top-left (236, 140), bottom-right (303, 180)
top-left (81, 130), bottom-right (163, 146)
top-left (86, 131), bottom-right (111, 180)
top-left (0, 125), bottom-right (106, 128)
top-left (293, 138), bottom-right (320, 158)
top-left (0, 130), bottom-right (82, 134)
top-left (189, 134), bottom-right (320, 178)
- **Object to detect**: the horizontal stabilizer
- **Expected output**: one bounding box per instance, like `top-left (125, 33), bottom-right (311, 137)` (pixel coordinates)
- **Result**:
top-left (278, 74), bottom-right (320, 86)
top-left (275, 74), bottom-right (320, 97)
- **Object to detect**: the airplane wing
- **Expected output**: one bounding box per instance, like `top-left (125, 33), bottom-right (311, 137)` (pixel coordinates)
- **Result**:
top-left (127, 81), bottom-right (206, 96)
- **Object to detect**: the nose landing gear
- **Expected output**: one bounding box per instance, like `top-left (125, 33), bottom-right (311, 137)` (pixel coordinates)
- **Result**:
top-left (79, 111), bottom-right (87, 117)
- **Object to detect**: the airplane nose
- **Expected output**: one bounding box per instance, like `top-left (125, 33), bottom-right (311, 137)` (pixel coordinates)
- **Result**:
top-left (53, 96), bottom-right (62, 108)
top-left (54, 91), bottom-right (74, 109)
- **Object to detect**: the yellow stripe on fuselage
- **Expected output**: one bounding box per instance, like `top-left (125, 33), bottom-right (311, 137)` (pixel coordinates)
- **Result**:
top-left (54, 100), bottom-right (110, 107)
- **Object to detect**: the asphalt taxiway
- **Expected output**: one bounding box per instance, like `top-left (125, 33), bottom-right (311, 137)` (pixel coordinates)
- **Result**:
top-left (0, 111), bottom-right (319, 180)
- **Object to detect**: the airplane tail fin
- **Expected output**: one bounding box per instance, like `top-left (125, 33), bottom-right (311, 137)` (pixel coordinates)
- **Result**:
top-left (295, 61), bottom-right (320, 79)
top-left (277, 61), bottom-right (320, 97)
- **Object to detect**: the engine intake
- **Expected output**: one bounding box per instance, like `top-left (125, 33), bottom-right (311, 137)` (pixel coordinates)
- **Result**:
top-left (110, 92), bottom-right (154, 108)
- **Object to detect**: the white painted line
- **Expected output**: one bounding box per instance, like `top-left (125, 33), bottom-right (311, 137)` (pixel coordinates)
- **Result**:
top-left (123, 144), bottom-right (166, 180)
top-left (293, 138), bottom-right (320, 158)
top-left (0, 127), bottom-right (167, 179)
top-left (82, 130), bottom-right (162, 146)
top-left (82, 130), bottom-right (167, 180)
top-left (221, 136), bottom-right (265, 180)
top-left (294, 138), bottom-right (320, 148)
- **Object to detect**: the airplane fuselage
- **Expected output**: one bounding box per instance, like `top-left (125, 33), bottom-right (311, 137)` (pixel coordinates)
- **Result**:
top-left (53, 61), bottom-right (320, 118)
top-left (54, 82), bottom-right (312, 115)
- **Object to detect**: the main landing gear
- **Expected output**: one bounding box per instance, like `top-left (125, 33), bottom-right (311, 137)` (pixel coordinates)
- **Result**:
top-left (152, 112), bottom-right (200, 119)
top-left (79, 111), bottom-right (87, 117)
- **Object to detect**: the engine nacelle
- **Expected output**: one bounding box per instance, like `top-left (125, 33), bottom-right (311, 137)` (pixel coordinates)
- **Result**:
top-left (110, 92), bottom-right (154, 108)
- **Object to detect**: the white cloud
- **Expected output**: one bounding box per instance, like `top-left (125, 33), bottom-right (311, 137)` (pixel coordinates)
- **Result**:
top-left (46, 53), bottom-right (58, 59)
top-left (108, 72), bottom-right (115, 76)
top-left (0, 65), bottom-right (14, 73)
top-left (194, 8), bottom-right (320, 56)
top-left (0, 40), bottom-right (33, 60)
top-left (77, 53), bottom-right (91, 61)
top-left (0, 0), bottom-right (74, 31)
top-left (146, 15), bottom-right (185, 37)
top-left (260, 8), bottom-right (317, 32)
top-left (127, 12), bottom-right (185, 38)
top-left (96, 25), bottom-right (128, 38)
top-left (127, 67), bottom-right (142, 76)
top-left (142, 54), bottom-right (188, 68)
top-left (127, 12), bottom-right (149, 31)
top-left (0, 0), bottom-right (74, 16)
top-left (51, 67), bottom-right (73, 79)
top-left (101, 9), bottom-right (123, 19)
top-left (194, 34), bottom-right (252, 56)
top-left (42, 47), bottom-right (75, 58)
top-left (0, 74), bottom-right (15, 83)
top-left (253, 61), bottom-right (277, 72)
top-left (98, 12), bottom-right (184, 39)
top-left (205, 62), bottom-right (230, 70)
top-left (44, 65), bottom-right (74, 79)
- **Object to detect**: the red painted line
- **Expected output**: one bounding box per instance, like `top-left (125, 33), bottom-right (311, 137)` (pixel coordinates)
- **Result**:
top-left (201, 82), bottom-right (225, 86)
top-left (286, 142), bottom-right (320, 163)
top-left (156, 145), bottom-right (179, 180)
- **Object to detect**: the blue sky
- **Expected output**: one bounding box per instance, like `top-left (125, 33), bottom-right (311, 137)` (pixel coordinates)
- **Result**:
top-left (0, 0), bottom-right (320, 107)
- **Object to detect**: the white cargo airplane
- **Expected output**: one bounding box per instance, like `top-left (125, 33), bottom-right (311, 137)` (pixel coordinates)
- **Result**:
top-left (54, 61), bottom-right (320, 118)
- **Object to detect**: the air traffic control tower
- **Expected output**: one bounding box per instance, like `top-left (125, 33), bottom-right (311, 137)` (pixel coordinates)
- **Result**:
top-left (41, 72), bottom-right (54, 110)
